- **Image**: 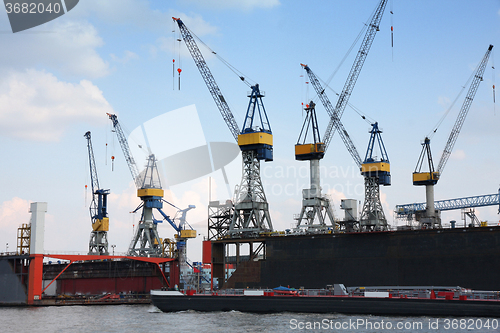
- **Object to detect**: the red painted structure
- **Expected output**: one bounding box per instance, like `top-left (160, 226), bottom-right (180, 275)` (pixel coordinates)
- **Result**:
top-left (27, 254), bottom-right (43, 304)
top-left (27, 254), bottom-right (175, 304)
top-left (202, 240), bottom-right (211, 264)
top-left (57, 276), bottom-right (164, 295)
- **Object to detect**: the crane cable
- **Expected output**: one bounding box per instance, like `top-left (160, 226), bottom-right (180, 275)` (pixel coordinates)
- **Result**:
top-left (172, 19), bottom-right (176, 90)
top-left (178, 23), bottom-right (255, 88)
top-left (390, 0), bottom-right (394, 61)
top-left (322, 15), bottom-right (368, 90)
top-left (427, 61), bottom-right (480, 140)
top-left (321, 75), bottom-right (376, 125)
top-left (492, 48), bottom-right (496, 115)
top-left (309, 71), bottom-right (376, 126)
top-left (308, 7), bottom-right (379, 125)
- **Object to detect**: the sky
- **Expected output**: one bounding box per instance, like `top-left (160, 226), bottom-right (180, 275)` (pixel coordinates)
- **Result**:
top-left (0, 0), bottom-right (498, 262)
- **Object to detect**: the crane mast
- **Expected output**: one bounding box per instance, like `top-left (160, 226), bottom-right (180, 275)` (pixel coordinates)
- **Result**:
top-left (84, 131), bottom-right (110, 255)
top-left (359, 122), bottom-right (391, 231)
top-left (173, 17), bottom-right (273, 237)
top-left (412, 45), bottom-right (493, 228)
top-left (294, 101), bottom-right (336, 231)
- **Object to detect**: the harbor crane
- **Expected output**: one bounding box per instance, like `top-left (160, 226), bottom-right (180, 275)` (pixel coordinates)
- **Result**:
top-left (294, 101), bottom-right (336, 231)
top-left (107, 113), bottom-right (196, 257)
top-left (412, 44), bottom-right (493, 228)
top-left (84, 131), bottom-right (110, 255)
top-left (297, 0), bottom-right (388, 232)
top-left (173, 17), bottom-right (273, 237)
top-left (302, 65), bottom-right (391, 232)
top-left (396, 188), bottom-right (500, 227)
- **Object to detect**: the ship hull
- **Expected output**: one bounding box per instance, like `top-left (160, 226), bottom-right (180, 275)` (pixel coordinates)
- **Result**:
top-left (151, 292), bottom-right (500, 317)
top-left (222, 226), bottom-right (500, 290)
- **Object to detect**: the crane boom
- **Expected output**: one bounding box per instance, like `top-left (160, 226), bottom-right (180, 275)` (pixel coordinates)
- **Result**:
top-left (302, 64), bottom-right (362, 167)
top-left (436, 44), bottom-right (493, 174)
top-left (322, 0), bottom-right (387, 151)
top-left (106, 113), bottom-right (141, 188)
top-left (84, 131), bottom-right (109, 224)
top-left (172, 17), bottom-right (240, 141)
top-left (85, 131), bottom-right (100, 198)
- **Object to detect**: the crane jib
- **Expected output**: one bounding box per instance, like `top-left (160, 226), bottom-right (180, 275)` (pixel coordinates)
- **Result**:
top-left (302, 0), bottom-right (387, 158)
top-left (174, 17), bottom-right (273, 162)
top-left (436, 44), bottom-right (493, 175)
top-left (106, 113), bottom-right (142, 188)
top-left (173, 17), bottom-right (240, 142)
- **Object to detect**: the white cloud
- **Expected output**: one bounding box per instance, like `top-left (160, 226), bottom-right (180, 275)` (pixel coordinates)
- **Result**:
top-left (380, 191), bottom-right (392, 223)
top-left (326, 188), bottom-right (347, 204)
top-left (0, 20), bottom-right (109, 78)
top-left (157, 35), bottom-right (217, 61)
top-left (72, 0), bottom-right (166, 30)
top-left (73, 1), bottom-right (218, 34)
top-left (182, 0), bottom-right (280, 11)
top-left (108, 181), bottom-right (141, 212)
top-left (0, 197), bottom-right (31, 253)
top-left (110, 50), bottom-right (139, 64)
top-left (0, 197), bottom-right (30, 228)
top-left (171, 14), bottom-right (218, 36)
top-left (451, 149), bottom-right (466, 160)
top-left (156, 14), bottom-right (219, 58)
top-left (0, 69), bottom-right (114, 141)
top-left (437, 95), bottom-right (451, 108)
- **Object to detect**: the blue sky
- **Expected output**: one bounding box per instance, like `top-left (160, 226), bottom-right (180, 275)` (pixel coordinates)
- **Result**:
top-left (0, 0), bottom-right (498, 261)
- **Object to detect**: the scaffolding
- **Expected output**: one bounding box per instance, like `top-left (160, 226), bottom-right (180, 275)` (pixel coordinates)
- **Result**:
top-left (16, 223), bottom-right (30, 255)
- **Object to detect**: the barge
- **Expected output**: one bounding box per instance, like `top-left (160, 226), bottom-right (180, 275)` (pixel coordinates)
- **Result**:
top-left (151, 286), bottom-right (500, 317)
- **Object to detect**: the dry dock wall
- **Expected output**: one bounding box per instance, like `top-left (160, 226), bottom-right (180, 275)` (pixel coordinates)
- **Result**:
top-left (0, 257), bottom-right (28, 304)
top-left (228, 226), bottom-right (500, 291)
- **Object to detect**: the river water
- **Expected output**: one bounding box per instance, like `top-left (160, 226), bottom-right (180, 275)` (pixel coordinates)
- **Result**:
top-left (0, 304), bottom-right (499, 332)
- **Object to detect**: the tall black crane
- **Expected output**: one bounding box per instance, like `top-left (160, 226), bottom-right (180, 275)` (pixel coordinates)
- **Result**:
top-left (413, 44), bottom-right (494, 228)
top-left (84, 131), bottom-right (110, 255)
top-left (296, 0), bottom-right (388, 232)
top-left (173, 17), bottom-right (273, 237)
